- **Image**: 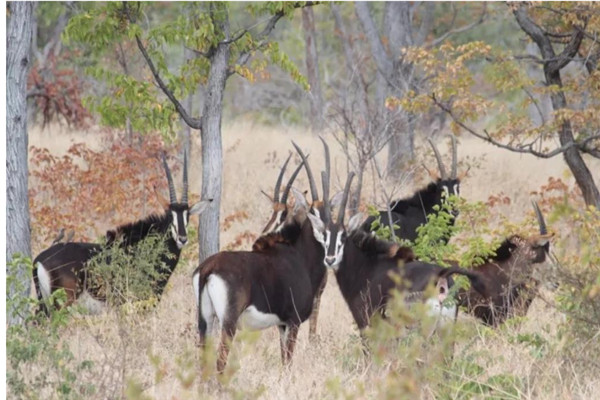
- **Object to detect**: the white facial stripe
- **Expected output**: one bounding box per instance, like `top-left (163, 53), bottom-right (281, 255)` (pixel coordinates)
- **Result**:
top-left (183, 210), bottom-right (188, 226)
top-left (312, 225), bottom-right (325, 246)
top-left (453, 184), bottom-right (459, 195)
top-left (442, 186), bottom-right (449, 196)
top-left (324, 230), bottom-right (331, 249)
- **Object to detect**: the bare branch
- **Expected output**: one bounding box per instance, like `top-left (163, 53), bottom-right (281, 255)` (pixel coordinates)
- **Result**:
top-left (430, 94), bottom-right (600, 159)
top-left (428, 3), bottom-right (487, 48)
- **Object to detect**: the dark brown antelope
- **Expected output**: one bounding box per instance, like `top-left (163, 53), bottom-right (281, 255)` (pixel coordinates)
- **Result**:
top-left (307, 208), bottom-right (488, 332)
top-left (33, 151), bottom-right (211, 314)
top-left (260, 139), bottom-right (344, 342)
top-left (362, 135), bottom-right (467, 243)
top-left (192, 154), bottom-right (355, 373)
top-left (458, 202), bottom-right (554, 326)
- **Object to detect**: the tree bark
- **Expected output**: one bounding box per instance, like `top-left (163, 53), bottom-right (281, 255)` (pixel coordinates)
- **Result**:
top-left (302, 7), bottom-right (324, 132)
top-left (7, 1), bottom-right (35, 326)
top-left (198, 12), bottom-right (230, 263)
top-left (514, 6), bottom-right (600, 208)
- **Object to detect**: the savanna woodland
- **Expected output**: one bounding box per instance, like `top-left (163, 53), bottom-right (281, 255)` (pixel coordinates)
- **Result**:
top-left (5, 2), bottom-right (600, 399)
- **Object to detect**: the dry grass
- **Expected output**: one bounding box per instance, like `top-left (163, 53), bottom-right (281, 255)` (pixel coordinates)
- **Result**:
top-left (26, 122), bottom-right (600, 399)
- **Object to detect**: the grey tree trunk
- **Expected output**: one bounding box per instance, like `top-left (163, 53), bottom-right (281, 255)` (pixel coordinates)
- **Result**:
top-left (7, 1), bottom-right (35, 326)
top-left (198, 24), bottom-right (230, 263)
top-left (302, 7), bottom-right (324, 132)
top-left (181, 46), bottom-right (194, 155)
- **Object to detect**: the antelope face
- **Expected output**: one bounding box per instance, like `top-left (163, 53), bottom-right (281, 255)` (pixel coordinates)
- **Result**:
top-left (169, 201), bottom-right (212, 249)
top-left (307, 211), bottom-right (347, 271)
top-left (509, 233), bottom-right (554, 265)
top-left (439, 178), bottom-right (461, 217)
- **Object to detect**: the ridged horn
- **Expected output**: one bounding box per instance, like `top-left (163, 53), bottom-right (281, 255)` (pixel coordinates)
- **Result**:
top-left (321, 171), bottom-right (331, 223)
top-left (292, 141), bottom-right (319, 203)
top-left (428, 138), bottom-right (448, 180)
top-left (281, 159), bottom-right (306, 206)
top-left (162, 152), bottom-right (177, 204)
top-left (319, 136), bottom-right (331, 186)
top-left (336, 172), bottom-right (355, 224)
top-left (449, 134), bottom-right (458, 179)
top-left (532, 201), bottom-right (548, 235)
top-left (274, 153), bottom-right (292, 203)
top-left (182, 148), bottom-right (189, 204)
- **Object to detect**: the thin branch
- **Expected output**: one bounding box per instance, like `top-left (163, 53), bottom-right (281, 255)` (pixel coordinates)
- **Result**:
top-left (428, 3), bottom-right (487, 48)
top-left (122, 2), bottom-right (202, 129)
top-left (522, 87), bottom-right (547, 126)
top-left (430, 94), bottom-right (600, 159)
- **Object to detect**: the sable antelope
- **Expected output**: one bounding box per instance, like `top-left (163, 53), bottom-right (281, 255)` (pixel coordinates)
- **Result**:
top-left (362, 135), bottom-right (466, 243)
top-left (193, 156), bottom-right (355, 373)
top-left (261, 139), bottom-right (344, 342)
top-left (308, 208), bottom-right (487, 332)
top-left (33, 151), bottom-right (211, 315)
top-left (458, 202), bottom-right (554, 326)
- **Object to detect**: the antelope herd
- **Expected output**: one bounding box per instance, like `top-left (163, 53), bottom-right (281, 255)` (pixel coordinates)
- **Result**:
top-left (32, 135), bottom-right (554, 374)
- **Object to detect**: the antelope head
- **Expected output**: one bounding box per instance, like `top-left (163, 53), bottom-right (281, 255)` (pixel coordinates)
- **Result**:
top-left (156, 151), bottom-right (212, 249)
top-left (427, 134), bottom-right (467, 214)
top-left (296, 138), bottom-right (359, 270)
top-left (261, 153), bottom-right (306, 233)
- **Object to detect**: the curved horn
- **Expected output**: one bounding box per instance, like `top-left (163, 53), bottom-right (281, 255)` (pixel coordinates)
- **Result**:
top-left (321, 171), bottom-right (331, 223)
top-left (336, 172), bottom-right (355, 224)
top-left (182, 148), bottom-right (189, 204)
top-left (319, 136), bottom-right (331, 186)
top-left (532, 201), bottom-right (548, 235)
top-left (320, 136), bottom-right (332, 222)
top-left (280, 159), bottom-right (306, 206)
top-left (292, 141), bottom-right (319, 203)
top-left (428, 138), bottom-right (448, 180)
top-left (449, 134), bottom-right (458, 179)
top-left (162, 152), bottom-right (177, 204)
top-left (274, 153), bottom-right (292, 203)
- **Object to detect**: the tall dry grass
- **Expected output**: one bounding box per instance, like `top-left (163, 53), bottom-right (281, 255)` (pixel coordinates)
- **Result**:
top-left (25, 122), bottom-right (600, 399)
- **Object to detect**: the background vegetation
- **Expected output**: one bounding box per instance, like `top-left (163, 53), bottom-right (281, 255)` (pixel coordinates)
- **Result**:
top-left (6, 1), bottom-right (600, 399)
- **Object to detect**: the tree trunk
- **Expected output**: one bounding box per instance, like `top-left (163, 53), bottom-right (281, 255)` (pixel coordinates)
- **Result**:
top-left (181, 46), bottom-right (194, 155)
top-left (198, 17), bottom-right (230, 263)
top-left (302, 7), bottom-right (324, 132)
top-left (7, 1), bottom-right (35, 326)
top-left (514, 6), bottom-right (600, 208)
top-left (546, 73), bottom-right (600, 208)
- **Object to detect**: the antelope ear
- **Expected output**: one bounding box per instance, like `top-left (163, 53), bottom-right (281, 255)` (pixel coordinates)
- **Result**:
top-left (533, 232), bottom-right (555, 247)
top-left (189, 199), bottom-right (213, 215)
top-left (291, 187), bottom-right (308, 212)
top-left (330, 191), bottom-right (344, 208)
top-left (306, 211), bottom-right (325, 232)
top-left (347, 212), bottom-right (365, 232)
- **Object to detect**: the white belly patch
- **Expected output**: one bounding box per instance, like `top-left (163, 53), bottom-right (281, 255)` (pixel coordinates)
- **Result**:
top-left (425, 297), bottom-right (457, 324)
top-left (238, 305), bottom-right (282, 330)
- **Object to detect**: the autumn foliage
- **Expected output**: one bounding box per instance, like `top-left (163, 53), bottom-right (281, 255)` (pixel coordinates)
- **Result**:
top-left (29, 131), bottom-right (176, 248)
top-left (28, 50), bottom-right (91, 129)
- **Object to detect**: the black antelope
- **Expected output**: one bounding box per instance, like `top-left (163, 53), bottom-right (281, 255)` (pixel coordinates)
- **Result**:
top-left (33, 151), bottom-right (211, 314)
top-left (362, 135), bottom-right (466, 243)
top-left (306, 206), bottom-right (487, 332)
top-left (193, 153), bottom-right (354, 373)
top-left (458, 202), bottom-right (554, 326)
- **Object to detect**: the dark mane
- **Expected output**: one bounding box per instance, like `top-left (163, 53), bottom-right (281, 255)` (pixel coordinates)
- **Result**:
top-left (107, 212), bottom-right (171, 247)
top-left (491, 237), bottom-right (519, 262)
top-left (350, 230), bottom-right (414, 261)
top-left (390, 182), bottom-right (438, 214)
top-left (252, 220), bottom-right (302, 252)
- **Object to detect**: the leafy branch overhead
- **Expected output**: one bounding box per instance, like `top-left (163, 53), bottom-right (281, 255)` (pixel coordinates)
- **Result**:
top-left (66, 2), bottom-right (311, 135)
